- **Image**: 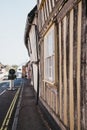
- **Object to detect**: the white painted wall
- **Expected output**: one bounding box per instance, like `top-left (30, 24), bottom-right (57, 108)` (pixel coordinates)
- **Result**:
top-left (28, 17), bottom-right (38, 92)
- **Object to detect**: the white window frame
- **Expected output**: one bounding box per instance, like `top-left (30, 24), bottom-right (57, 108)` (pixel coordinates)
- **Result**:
top-left (44, 24), bottom-right (55, 82)
top-left (44, 2), bottom-right (47, 21)
top-left (52, 0), bottom-right (55, 8)
top-left (41, 7), bottom-right (44, 26)
top-left (46, 0), bottom-right (49, 18)
top-left (48, 0), bottom-right (52, 12)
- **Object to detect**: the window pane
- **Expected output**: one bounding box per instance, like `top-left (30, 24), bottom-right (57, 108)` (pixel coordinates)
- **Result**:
top-left (48, 57), bottom-right (52, 79)
top-left (52, 55), bottom-right (55, 81)
top-left (48, 35), bottom-right (52, 56)
top-left (44, 25), bottom-right (55, 82)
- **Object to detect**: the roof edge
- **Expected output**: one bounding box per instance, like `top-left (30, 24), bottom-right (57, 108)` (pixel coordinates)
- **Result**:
top-left (24, 5), bottom-right (37, 49)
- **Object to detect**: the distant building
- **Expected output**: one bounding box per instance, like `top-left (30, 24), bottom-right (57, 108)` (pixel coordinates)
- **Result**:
top-left (16, 66), bottom-right (22, 78)
top-left (0, 63), bottom-right (7, 73)
top-left (16, 65), bottom-right (27, 78)
top-left (0, 63), bottom-right (4, 73)
top-left (0, 63), bottom-right (8, 80)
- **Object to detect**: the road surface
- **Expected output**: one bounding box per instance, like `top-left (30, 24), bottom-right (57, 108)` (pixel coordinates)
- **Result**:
top-left (0, 78), bottom-right (23, 128)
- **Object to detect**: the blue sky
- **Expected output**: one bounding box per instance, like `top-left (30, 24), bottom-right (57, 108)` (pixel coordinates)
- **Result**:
top-left (0, 0), bottom-right (36, 66)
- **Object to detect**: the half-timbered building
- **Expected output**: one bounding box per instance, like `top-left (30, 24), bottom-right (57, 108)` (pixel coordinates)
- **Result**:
top-left (37, 0), bottom-right (87, 130)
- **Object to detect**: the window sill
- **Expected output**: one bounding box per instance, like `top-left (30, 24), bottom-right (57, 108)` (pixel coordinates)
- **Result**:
top-left (43, 80), bottom-right (58, 88)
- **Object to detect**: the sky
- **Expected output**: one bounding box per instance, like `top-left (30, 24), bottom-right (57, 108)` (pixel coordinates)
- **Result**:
top-left (0, 0), bottom-right (36, 66)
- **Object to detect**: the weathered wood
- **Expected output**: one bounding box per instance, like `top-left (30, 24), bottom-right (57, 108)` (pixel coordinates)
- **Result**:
top-left (61, 20), bottom-right (64, 122)
top-left (37, 0), bottom-right (87, 130)
top-left (59, 22), bottom-right (62, 120)
top-left (73, 4), bottom-right (78, 130)
top-left (63, 16), bottom-right (68, 126)
top-left (66, 12), bottom-right (70, 128)
top-left (69, 9), bottom-right (74, 130)
top-left (77, 2), bottom-right (82, 130)
top-left (81, 0), bottom-right (87, 130)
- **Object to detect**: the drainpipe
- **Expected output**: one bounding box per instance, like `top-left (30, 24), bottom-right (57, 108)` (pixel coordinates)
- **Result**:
top-left (35, 25), bottom-right (39, 105)
top-left (36, 61), bottom-right (39, 105)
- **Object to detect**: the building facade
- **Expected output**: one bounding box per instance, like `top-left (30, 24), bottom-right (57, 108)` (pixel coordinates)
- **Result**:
top-left (24, 0), bottom-right (87, 130)
top-left (24, 6), bottom-right (39, 93)
top-left (37, 0), bottom-right (87, 130)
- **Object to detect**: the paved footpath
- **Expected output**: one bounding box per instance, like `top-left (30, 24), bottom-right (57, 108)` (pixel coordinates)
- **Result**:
top-left (15, 79), bottom-right (51, 130)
